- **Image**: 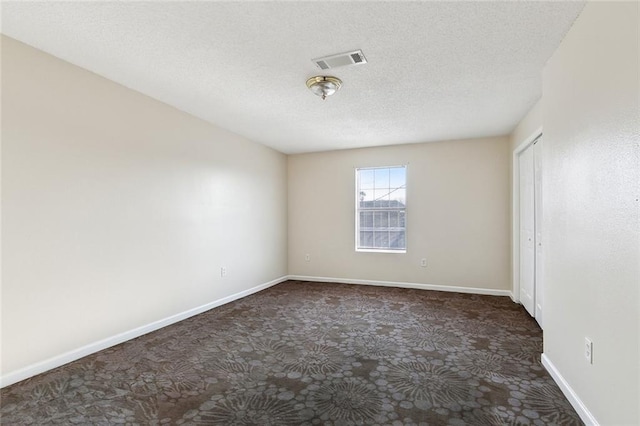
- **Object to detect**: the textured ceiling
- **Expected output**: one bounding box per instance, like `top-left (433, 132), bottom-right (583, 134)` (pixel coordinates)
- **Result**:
top-left (1, 1), bottom-right (585, 154)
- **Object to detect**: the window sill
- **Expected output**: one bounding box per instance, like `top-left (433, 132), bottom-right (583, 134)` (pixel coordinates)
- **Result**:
top-left (356, 249), bottom-right (407, 254)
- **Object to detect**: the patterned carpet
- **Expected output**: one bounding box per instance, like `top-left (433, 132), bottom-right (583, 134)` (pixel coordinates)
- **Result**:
top-left (1, 280), bottom-right (582, 425)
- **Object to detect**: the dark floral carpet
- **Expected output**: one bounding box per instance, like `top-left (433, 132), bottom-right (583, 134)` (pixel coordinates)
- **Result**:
top-left (1, 280), bottom-right (582, 425)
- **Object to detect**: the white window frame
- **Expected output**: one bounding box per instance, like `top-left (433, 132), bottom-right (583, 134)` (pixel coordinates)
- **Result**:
top-left (355, 165), bottom-right (407, 253)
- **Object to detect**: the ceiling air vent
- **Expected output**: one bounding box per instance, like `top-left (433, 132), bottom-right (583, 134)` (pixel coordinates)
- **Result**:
top-left (312, 50), bottom-right (367, 70)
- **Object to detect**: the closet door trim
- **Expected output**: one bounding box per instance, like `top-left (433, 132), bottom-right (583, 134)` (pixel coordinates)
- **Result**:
top-left (512, 127), bottom-right (543, 306)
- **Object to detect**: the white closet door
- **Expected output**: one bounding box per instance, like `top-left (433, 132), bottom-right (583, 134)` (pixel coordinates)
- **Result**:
top-left (519, 144), bottom-right (536, 317)
top-left (534, 138), bottom-right (544, 327)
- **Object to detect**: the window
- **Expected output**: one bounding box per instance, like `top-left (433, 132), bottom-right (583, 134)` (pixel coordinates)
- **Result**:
top-left (356, 165), bottom-right (407, 252)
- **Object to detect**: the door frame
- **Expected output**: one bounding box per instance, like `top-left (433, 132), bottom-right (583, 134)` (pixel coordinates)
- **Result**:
top-left (512, 127), bottom-right (543, 304)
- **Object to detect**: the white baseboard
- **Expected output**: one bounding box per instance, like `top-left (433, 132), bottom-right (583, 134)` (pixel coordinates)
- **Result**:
top-left (0, 275), bottom-right (288, 389)
top-left (541, 353), bottom-right (599, 426)
top-left (288, 275), bottom-right (513, 298)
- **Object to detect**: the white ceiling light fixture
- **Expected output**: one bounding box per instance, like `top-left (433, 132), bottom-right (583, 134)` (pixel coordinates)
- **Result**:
top-left (306, 76), bottom-right (342, 100)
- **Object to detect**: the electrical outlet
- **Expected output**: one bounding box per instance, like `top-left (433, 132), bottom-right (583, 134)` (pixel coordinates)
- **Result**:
top-left (220, 267), bottom-right (227, 277)
top-left (584, 337), bottom-right (593, 364)
top-left (305, 254), bottom-right (311, 262)
top-left (420, 258), bottom-right (427, 267)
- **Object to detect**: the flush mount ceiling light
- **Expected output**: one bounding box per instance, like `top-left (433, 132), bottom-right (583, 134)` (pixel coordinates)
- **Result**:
top-left (306, 76), bottom-right (342, 100)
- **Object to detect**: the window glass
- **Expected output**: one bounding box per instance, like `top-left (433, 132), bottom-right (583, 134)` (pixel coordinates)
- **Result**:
top-left (356, 166), bottom-right (406, 252)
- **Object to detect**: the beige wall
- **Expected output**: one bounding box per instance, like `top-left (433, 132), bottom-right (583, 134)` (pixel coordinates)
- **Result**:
top-left (1, 37), bottom-right (288, 377)
top-left (541, 2), bottom-right (639, 424)
top-left (288, 137), bottom-right (511, 291)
